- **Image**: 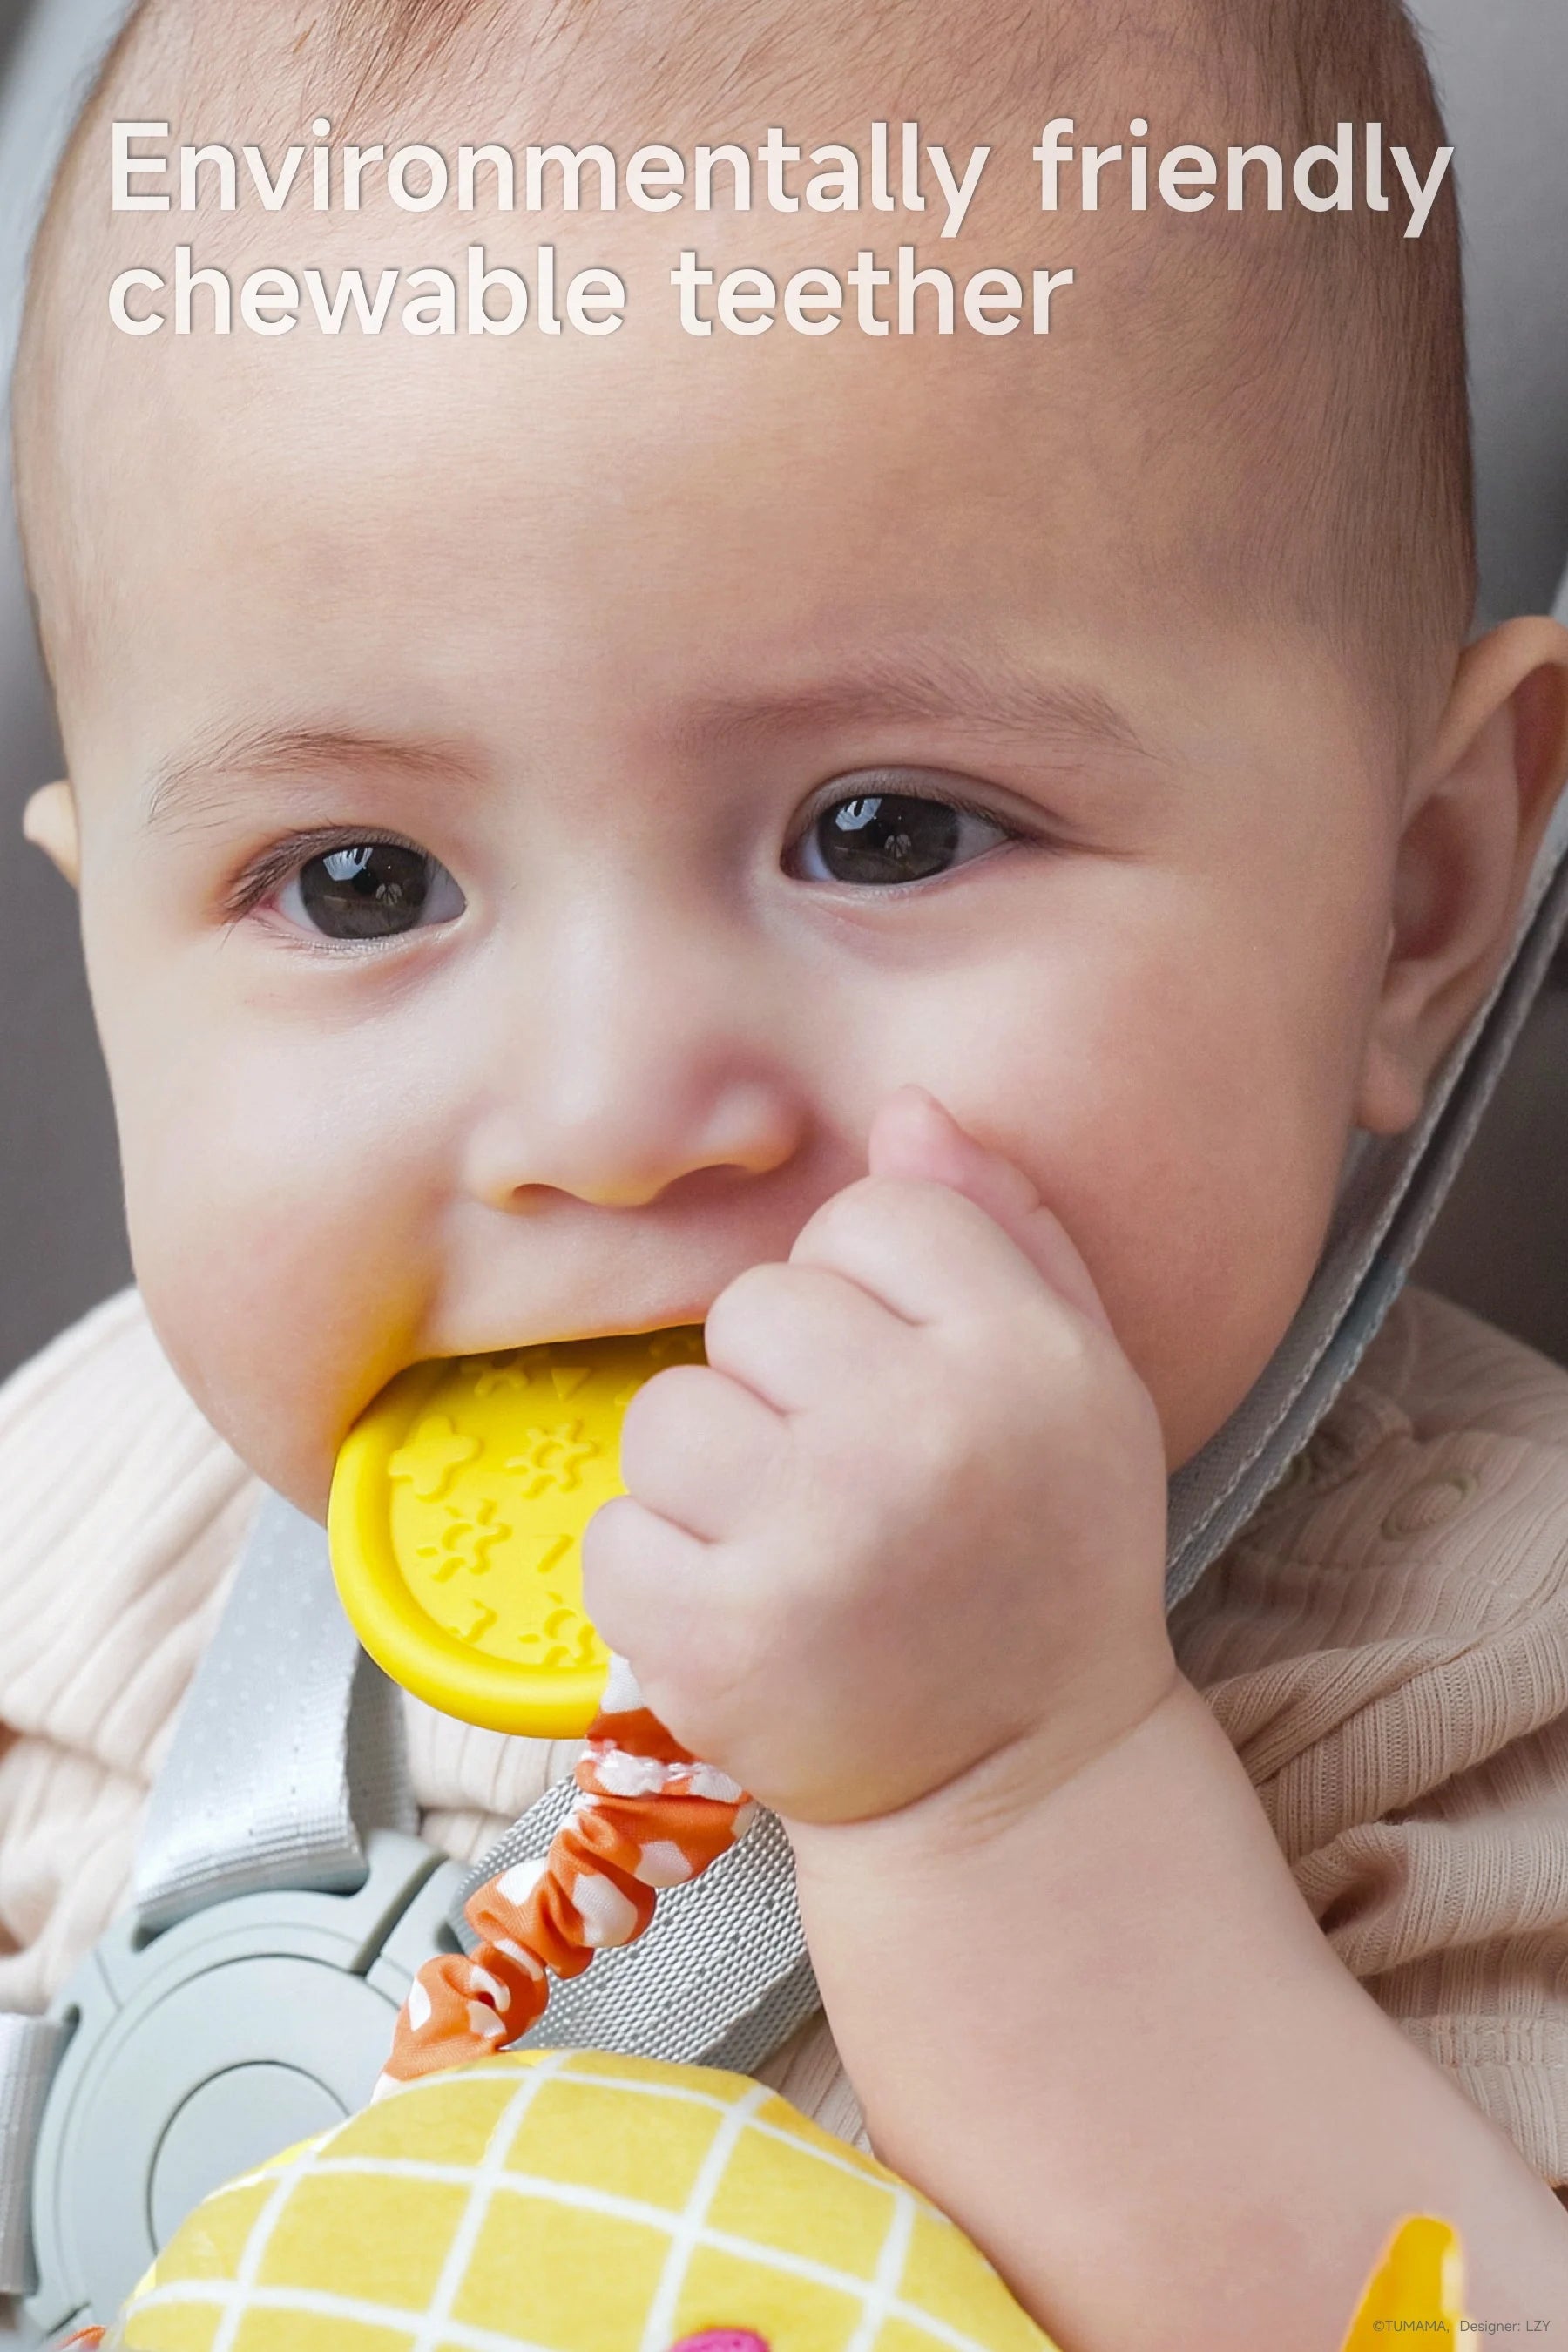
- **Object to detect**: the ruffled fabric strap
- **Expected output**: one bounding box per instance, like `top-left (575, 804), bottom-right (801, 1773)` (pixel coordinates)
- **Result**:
top-left (379, 1659), bottom-right (755, 2090)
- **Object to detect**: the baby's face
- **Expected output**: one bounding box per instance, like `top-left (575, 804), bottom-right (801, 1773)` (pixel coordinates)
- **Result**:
top-left (55, 206), bottom-right (1406, 1513)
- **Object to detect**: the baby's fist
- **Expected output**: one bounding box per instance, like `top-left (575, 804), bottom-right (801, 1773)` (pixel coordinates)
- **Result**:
top-left (582, 1091), bottom-right (1173, 1825)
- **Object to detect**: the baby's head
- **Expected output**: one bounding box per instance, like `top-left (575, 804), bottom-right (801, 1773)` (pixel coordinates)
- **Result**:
top-left (11, 0), bottom-right (1568, 1514)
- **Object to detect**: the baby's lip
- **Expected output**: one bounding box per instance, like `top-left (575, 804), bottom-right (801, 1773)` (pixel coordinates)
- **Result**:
top-left (343, 1309), bottom-right (715, 1456)
top-left (454, 1307), bottom-right (712, 1358)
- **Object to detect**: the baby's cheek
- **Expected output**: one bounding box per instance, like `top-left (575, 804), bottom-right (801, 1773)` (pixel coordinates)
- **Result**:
top-left (1105, 1140), bottom-right (1337, 1469)
top-left (118, 1069), bottom-right (443, 1512)
top-left (1098, 1027), bottom-right (1362, 1466)
top-left (973, 929), bottom-right (1368, 1473)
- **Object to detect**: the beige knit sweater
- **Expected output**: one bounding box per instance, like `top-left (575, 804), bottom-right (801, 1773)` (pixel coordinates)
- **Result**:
top-left (2, 1283), bottom-right (1567, 2177)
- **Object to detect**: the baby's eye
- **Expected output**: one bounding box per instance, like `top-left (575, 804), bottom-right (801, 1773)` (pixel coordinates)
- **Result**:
top-left (274, 841), bottom-right (465, 941)
top-left (791, 792), bottom-right (1012, 888)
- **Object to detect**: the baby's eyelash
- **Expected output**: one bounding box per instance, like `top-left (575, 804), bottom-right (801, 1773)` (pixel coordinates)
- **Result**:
top-left (220, 828), bottom-right (429, 922)
top-left (795, 781), bottom-right (1027, 840)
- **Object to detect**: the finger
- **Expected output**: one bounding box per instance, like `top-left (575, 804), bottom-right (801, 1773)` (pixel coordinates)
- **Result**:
top-left (617, 1362), bottom-right (787, 1540)
top-left (791, 1171), bottom-right (1077, 1332)
top-left (866, 1085), bottom-right (1112, 1333)
top-left (581, 1493), bottom-right (714, 1667)
top-left (704, 1258), bottom-right (905, 1412)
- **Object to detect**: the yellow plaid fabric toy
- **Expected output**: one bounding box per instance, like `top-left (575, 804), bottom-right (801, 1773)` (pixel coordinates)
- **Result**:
top-left (95, 2044), bottom-right (1464, 2352)
top-left (102, 2049), bottom-right (1052, 2352)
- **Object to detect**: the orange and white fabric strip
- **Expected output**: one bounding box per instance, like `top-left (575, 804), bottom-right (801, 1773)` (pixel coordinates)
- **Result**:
top-left (378, 1657), bottom-right (756, 2090)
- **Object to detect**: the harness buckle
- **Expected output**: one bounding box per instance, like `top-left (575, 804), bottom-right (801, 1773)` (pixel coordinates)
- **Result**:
top-left (23, 1830), bottom-right (460, 2341)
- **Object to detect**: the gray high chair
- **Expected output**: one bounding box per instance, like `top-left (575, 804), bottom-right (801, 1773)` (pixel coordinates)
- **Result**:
top-left (0, 1), bottom-right (1565, 2340)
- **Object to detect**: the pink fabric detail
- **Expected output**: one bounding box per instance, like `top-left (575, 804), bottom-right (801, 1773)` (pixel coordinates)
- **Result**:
top-left (667, 2334), bottom-right (771, 2352)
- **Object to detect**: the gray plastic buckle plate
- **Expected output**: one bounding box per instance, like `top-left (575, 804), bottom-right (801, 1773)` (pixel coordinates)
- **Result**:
top-left (22, 1829), bottom-right (461, 2342)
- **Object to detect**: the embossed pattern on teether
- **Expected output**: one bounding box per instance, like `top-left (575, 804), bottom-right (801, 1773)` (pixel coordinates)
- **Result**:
top-left (330, 1328), bottom-right (705, 1734)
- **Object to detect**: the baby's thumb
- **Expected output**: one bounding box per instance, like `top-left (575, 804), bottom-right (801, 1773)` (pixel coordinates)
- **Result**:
top-left (867, 1085), bottom-right (1114, 1335)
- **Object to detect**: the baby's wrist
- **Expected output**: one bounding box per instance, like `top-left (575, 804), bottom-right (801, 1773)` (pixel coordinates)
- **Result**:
top-left (783, 1646), bottom-right (1186, 1882)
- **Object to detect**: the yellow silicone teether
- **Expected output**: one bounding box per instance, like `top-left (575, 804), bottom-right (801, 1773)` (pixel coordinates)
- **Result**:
top-left (328, 1328), bottom-right (704, 1737)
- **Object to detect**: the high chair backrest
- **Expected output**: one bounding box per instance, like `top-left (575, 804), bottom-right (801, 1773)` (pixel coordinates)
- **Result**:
top-left (1400, 2), bottom-right (1568, 1368)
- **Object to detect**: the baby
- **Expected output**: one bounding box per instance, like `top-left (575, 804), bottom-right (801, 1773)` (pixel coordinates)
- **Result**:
top-left (6, 0), bottom-right (1568, 2341)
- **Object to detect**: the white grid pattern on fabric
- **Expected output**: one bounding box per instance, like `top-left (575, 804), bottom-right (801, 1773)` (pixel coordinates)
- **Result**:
top-left (124, 2057), bottom-right (1010, 2352)
top-left (125, 2277), bottom-right (567, 2352)
top-left (637, 2079), bottom-right (772, 2352)
top-left (205, 2135), bottom-right (335, 2352)
top-left (464, 2062), bottom-right (897, 2199)
top-left (411, 2048), bottom-right (576, 2352)
top-left (845, 2175), bottom-right (921, 2352)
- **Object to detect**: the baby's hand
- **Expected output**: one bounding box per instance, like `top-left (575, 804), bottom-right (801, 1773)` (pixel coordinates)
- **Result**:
top-left (582, 1087), bottom-right (1175, 1826)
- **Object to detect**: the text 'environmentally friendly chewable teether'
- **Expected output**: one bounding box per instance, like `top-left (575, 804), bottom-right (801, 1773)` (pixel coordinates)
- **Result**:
top-left (328, 1328), bottom-right (706, 1737)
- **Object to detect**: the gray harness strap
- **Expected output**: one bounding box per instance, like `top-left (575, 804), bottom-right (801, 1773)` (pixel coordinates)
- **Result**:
top-left (449, 1781), bottom-right (821, 2077)
top-left (0, 2025), bottom-right (62, 2299)
top-left (1167, 789), bottom-right (1568, 1603)
top-left (133, 1493), bottom-right (418, 1936)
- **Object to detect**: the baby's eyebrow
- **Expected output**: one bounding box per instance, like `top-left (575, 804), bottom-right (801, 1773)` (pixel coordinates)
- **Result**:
top-left (143, 726), bottom-right (474, 834)
top-left (140, 663), bottom-right (1159, 834)
top-left (673, 652), bottom-right (1162, 765)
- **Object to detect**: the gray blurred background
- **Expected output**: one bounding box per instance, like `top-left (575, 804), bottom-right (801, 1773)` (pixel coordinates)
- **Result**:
top-left (0, 0), bottom-right (1565, 1383)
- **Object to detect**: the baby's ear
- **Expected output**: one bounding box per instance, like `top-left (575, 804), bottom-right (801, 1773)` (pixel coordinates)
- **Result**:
top-left (1357, 616), bottom-right (1568, 1135)
top-left (23, 780), bottom-right (80, 886)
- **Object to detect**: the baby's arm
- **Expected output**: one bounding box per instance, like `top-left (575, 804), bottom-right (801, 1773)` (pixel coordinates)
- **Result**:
top-left (585, 1087), bottom-right (1568, 2349)
top-left (791, 1678), bottom-right (1568, 2347)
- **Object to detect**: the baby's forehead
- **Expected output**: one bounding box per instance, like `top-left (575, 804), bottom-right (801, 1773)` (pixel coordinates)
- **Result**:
top-left (14, 0), bottom-right (1465, 744)
top-left (30, 282), bottom-right (1279, 800)
top-left (20, 9), bottom-right (1238, 637)
top-left (34, 0), bottom-right (1233, 308)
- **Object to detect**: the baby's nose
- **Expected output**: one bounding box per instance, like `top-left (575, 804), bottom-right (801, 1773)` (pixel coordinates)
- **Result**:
top-left (466, 1077), bottom-right (803, 1210)
top-left (458, 915), bottom-right (809, 1212)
